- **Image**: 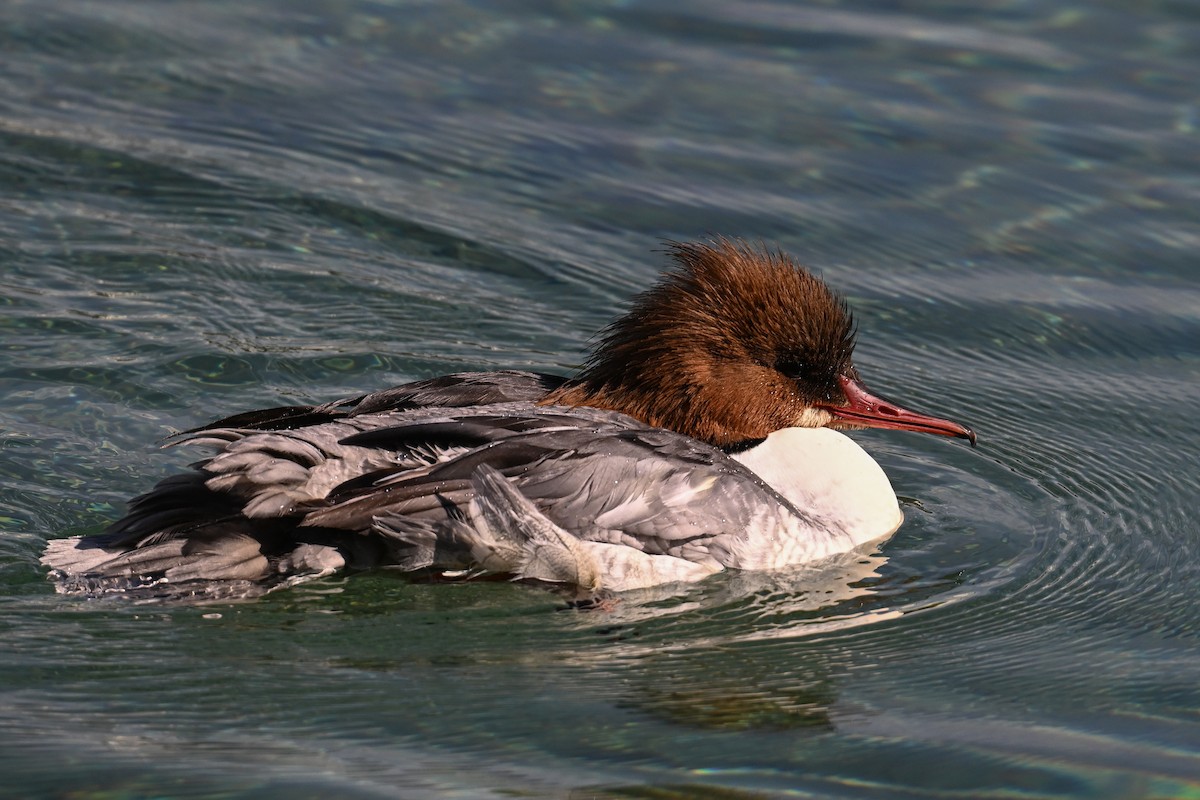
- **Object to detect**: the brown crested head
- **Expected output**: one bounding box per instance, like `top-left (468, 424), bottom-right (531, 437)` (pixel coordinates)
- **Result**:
top-left (540, 238), bottom-right (859, 448)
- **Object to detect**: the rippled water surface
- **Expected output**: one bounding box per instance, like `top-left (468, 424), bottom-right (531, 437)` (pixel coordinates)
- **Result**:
top-left (2, 1), bottom-right (1199, 797)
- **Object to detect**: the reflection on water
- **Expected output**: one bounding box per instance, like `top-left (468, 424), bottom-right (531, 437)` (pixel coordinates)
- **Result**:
top-left (2, 0), bottom-right (1200, 797)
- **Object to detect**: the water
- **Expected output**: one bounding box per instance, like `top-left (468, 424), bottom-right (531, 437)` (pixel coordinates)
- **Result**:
top-left (2, 0), bottom-right (1199, 797)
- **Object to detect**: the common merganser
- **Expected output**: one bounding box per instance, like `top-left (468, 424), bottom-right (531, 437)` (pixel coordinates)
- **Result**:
top-left (41, 239), bottom-right (975, 600)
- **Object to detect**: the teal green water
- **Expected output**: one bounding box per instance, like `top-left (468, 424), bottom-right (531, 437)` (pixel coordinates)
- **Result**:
top-left (2, 1), bottom-right (1199, 797)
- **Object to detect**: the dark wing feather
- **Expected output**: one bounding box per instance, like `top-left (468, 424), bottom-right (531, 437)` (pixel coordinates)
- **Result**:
top-left (340, 421), bottom-right (514, 451)
top-left (181, 406), bottom-right (348, 435)
top-left (346, 371), bottom-right (564, 416)
top-left (179, 371), bottom-right (564, 436)
top-left (97, 472), bottom-right (244, 547)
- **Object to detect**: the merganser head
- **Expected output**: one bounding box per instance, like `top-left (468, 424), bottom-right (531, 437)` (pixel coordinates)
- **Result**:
top-left (542, 238), bottom-right (976, 449)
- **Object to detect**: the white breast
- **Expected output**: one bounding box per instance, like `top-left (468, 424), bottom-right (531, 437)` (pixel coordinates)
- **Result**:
top-left (731, 427), bottom-right (904, 547)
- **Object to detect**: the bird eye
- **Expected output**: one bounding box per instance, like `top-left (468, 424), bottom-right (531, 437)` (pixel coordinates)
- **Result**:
top-left (777, 358), bottom-right (807, 377)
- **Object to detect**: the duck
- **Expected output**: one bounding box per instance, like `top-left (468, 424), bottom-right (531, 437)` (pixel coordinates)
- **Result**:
top-left (41, 238), bottom-right (975, 601)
